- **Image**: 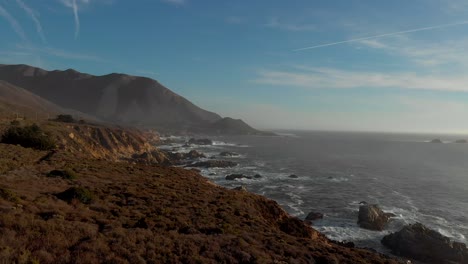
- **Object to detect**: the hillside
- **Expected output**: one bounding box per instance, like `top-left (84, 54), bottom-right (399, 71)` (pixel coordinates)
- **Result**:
top-left (0, 80), bottom-right (63, 119)
top-left (0, 64), bottom-right (221, 131)
top-left (0, 128), bottom-right (403, 263)
top-left (209, 117), bottom-right (275, 135)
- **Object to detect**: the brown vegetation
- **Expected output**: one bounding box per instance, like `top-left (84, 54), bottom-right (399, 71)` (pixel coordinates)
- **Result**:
top-left (0, 122), bottom-right (404, 263)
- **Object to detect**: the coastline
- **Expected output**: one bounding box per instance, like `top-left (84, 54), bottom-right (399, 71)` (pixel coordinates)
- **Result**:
top-left (159, 133), bottom-right (468, 263)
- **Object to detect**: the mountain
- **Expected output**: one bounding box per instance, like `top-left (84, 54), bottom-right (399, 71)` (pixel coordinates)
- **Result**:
top-left (0, 64), bottom-right (222, 131)
top-left (210, 117), bottom-right (275, 135)
top-left (0, 80), bottom-right (98, 121)
top-left (0, 80), bottom-right (62, 118)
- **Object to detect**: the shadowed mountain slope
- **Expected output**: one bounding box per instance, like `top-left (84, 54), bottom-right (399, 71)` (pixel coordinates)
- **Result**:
top-left (0, 80), bottom-right (62, 117)
top-left (0, 64), bottom-right (221, 130)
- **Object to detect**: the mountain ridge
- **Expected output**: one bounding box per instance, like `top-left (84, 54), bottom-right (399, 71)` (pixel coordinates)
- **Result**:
top-left (0, 64), bottom-right (225, 131)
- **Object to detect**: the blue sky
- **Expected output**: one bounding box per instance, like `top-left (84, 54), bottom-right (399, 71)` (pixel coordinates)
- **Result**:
top-left (2, 0), bottom-right (468, 133)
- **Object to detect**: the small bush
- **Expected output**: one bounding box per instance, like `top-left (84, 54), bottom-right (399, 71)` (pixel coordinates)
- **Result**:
top-left (56, 187), bottom-right (93, 204)
top-left (10, 120), bottom-right (20, 126)
top-left (53, 114), bottom-right (76, 123)
top-left (47, 169), bottom-right (77, 180)
top-left (1, 124), bottom-right (55, 150)
top-left (0, 187), bottom-right (20, 203)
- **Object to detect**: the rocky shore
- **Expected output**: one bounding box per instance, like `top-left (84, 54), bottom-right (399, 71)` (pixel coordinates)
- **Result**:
top-left (0, 121), bottom-right (408, 263)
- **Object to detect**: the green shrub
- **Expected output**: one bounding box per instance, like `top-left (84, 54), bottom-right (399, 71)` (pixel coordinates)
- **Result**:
top-left (1, 124), bottom-right (55, 150)
top-left (56, 187), bottom-right (93, 204)
top-left (47, 169), bottom-right (77, 180)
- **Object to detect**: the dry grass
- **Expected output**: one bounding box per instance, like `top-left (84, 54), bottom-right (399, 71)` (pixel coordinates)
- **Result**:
top-left (0, 123), bottom-right (403, 264)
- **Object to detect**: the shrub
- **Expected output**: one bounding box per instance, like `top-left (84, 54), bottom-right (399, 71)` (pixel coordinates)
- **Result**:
top-left (56, 187), bottom-right (93, 204)
top-left (47, 169), bottom-right (77, 180)
top-left (1, 124), bottom-right (55, 150)
top-left (0, 187), bottom-right (20, 203)
top-left (10, 120), bottom-right (20, 126)
top-left (53, 114), bottom-right (76, 123)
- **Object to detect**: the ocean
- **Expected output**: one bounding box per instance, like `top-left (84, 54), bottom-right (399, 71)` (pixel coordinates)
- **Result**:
top-left (160, 131), bottom-right (468, 253)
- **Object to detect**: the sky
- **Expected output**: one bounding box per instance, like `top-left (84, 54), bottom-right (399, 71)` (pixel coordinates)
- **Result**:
top-left (1, 0), bottom-right (468, 133)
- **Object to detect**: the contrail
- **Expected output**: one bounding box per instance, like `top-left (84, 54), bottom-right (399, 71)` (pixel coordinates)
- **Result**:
top-left (0, 5), bottom-right (27, 40)
top-left (72, 0), bottom-right (80, 39)
top-left (294, 21), bottom-right (468, 52)
top-left (15, 0), bottom-right (46, 43)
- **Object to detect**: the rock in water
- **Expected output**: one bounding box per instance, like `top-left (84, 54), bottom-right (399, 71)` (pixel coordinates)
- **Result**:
top-left (188, 138), bottom-right (213, 145)
top-left (381, 223), bottom-right (468, 264)
top-left (305, 212), bottom-right (324, 221)
top-left (225, 174), bottom-right (252, 181)
top-left (430, 138), bottom-right (443, 143)
top-left (188, 160), bottom-right (237, 168)
top-left (219, 151), bottom-right (239, 157)
top-left (357, 204), bottom-right (391, 231)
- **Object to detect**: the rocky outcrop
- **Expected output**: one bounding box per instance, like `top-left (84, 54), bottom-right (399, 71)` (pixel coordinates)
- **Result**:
top-left (382, 223), bottom-right (468, 264)
top-left (232, 186), bottom-right (248, 192)
top-left (219, 151), bottom-right (239, 157)
top-left (358, 204), bottom-right (393, 231)
top-left (50, 123), bottom-right (174, 166)
top-left (187, 160), bottom-right (237, 168)
top-left (165, 150), bottom-right (206, 162)
top-left (305, 212), bottom-right (324, 221)
top-left (226, 174), bottom-right (252, 181)
top-left (187, 138), bottom-right (213, 145)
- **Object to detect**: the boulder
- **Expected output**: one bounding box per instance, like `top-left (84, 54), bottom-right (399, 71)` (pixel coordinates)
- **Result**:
top-left (253, 174), bottom-right (262, 179)
top-left (430, 139), bottom-right (443, 143)
top-left (305, 212), bottom-right (324, 221)
top-left (188, 138), bottom-right (213, 145)
top-left (226, 174), bottom-right (252, 181)
top-left (357, 204), bottom-right (392, 231)
top-left (381, 223), bottom-right (468, 264)
top-left (186, 150), bottom-right (206, 159)
top-left (166, 150), bottom-right (206, 162)
top-left (188, 160), bottom-right (237, 168)
top-left (220, 151), bottom-right (239, 157)
top-left (289, 174), bottom-right (299, 178)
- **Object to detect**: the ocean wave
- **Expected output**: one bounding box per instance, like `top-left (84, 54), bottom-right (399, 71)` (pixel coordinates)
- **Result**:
top-left (212, 141), bottom-right (250, 147)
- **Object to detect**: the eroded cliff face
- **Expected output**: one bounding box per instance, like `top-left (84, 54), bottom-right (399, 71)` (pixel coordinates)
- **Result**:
top-left (52, 123), bottom-right (169, 164)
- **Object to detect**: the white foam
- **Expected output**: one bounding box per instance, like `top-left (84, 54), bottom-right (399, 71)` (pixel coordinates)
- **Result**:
top-left (212, 141), bottom-right (250, 147)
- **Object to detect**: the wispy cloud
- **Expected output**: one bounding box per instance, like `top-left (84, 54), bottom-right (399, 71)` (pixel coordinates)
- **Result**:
top-left (0, 4), bottom-right (27, 40)
top-left (266, 18), bottom-right (316, 32)
top-left (59, 0), bottom-right (92, 38)
top-left (16, 44), bottom-right (103, 62)
top-left (294, 20), bottom-right (468, 51)
top-left (161, 0), bottom-right (186, 6)
top-left (254, 66), bottom-right (468, 92)
top-left (356, 37), bottom-right (468, 68)
top-left (15, 0), bottom-right (46, 43)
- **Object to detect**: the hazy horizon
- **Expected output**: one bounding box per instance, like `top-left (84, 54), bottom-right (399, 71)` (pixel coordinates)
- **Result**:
top-left (2, 0), bottom-right (468, 133)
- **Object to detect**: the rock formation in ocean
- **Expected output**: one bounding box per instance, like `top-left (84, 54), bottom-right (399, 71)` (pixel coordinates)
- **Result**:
top-left (382, 223), bottom-right (468, 264)
top-left (357, 204), bottom-right (394, 231)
